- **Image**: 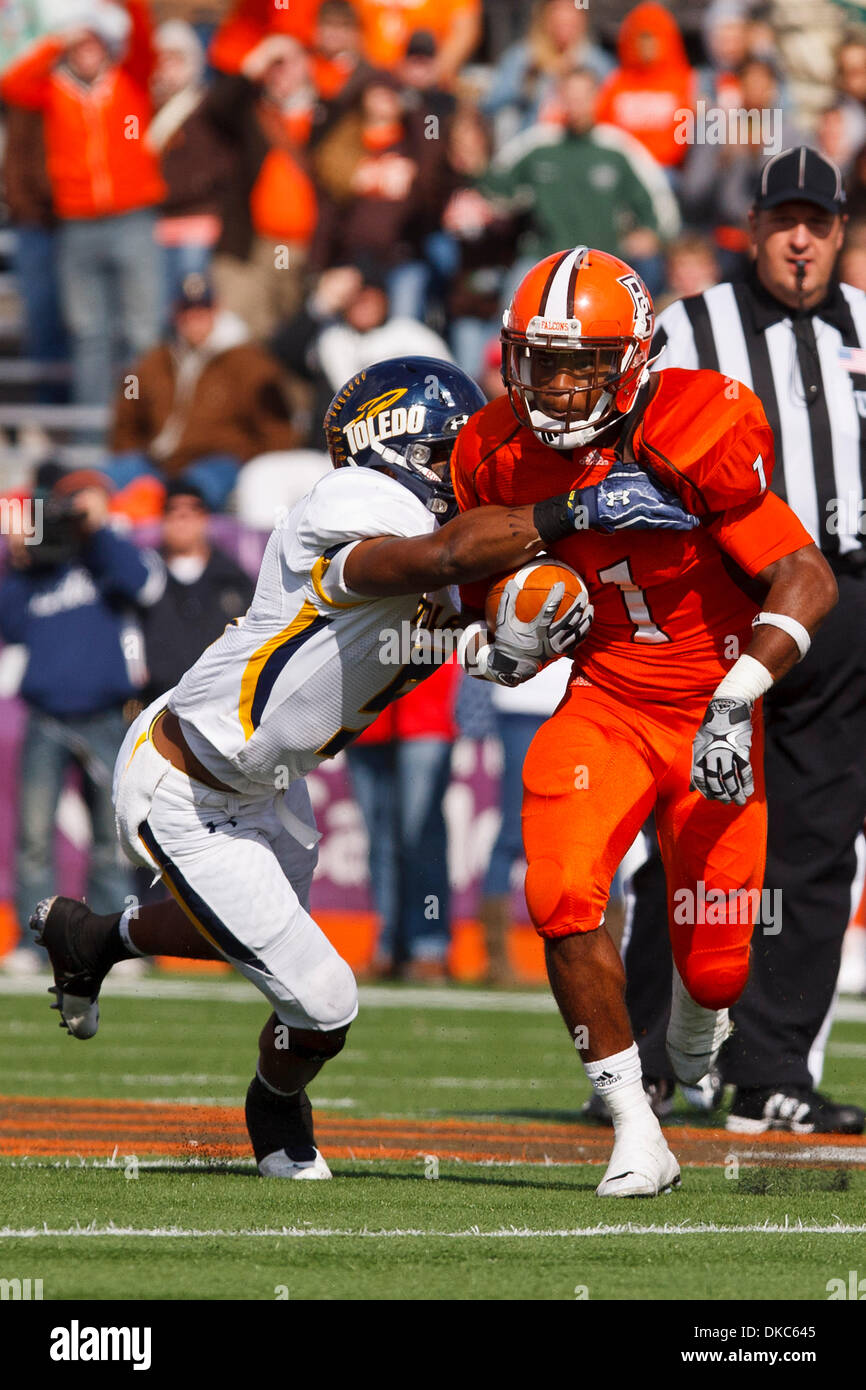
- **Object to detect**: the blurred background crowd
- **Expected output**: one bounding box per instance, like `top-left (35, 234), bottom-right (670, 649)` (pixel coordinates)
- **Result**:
top-left (2, 0), bottom-right (866, 987)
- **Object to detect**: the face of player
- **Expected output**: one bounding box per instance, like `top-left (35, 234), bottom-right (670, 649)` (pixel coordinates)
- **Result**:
top-left (750, 200), bottom-right (845, 310)
top-left (523, 347), bottom-right (620, 425)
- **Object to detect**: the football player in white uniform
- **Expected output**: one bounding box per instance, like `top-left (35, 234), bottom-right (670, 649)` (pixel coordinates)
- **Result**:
top-left (32, 356), bottom-right (697, 1179)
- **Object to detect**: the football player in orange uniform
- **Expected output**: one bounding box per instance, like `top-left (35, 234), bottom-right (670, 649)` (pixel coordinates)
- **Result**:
top-left (452, 246), bottom-right (838, 1197)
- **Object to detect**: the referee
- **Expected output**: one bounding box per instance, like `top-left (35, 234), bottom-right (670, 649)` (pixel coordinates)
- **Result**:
top-left (618, 147), bottom-right (866, 1135)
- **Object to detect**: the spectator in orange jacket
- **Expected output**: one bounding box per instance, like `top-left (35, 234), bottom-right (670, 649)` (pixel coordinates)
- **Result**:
top-left (1, 1), bottom-right (166, 412)
top-left (354, 0), bottom-right (482, 87)
top-left (205, 32), bottom-right (320, 340)
top-left (209, 0), bottom-right (324, 74)
top-left (595, 1), bottom-right (697, 171)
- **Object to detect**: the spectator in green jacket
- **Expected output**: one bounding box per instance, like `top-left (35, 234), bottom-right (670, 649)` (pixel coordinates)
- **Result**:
top-left (478, 66), bottom-right (664, 294)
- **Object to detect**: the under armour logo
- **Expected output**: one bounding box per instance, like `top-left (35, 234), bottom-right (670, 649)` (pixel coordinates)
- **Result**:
top-left (602, 488), bottom-right (632, 506)
top-left (206, 818), bottom-right (237, 833)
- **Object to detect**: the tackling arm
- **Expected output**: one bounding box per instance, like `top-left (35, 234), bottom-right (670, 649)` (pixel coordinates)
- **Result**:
top-left (341, 502), bottom-right (545, 597)
top-left (342, 466), bottom-right (699, 598)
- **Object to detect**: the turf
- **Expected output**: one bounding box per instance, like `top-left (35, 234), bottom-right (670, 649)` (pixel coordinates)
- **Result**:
top-left (1, 983), bottom-right (864, 1300)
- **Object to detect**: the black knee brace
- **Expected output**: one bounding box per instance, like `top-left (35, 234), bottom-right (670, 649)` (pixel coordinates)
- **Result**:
top-left (287, 1023), bottom-right (351, 1061)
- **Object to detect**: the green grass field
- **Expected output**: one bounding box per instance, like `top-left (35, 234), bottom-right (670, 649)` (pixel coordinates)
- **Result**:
top-left (1, 979), bottom-right (864, 1301)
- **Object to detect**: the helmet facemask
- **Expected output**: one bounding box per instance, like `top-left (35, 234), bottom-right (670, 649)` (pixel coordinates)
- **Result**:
top-left (502, 331), bottom-right (645, 450)
top-left (365, 433), bottom-right (460, 520)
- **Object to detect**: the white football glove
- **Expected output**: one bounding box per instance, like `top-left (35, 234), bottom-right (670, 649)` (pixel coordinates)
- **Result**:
top-left (690, 697), bottom-right (755, 806)
top-left (483, 578), bottom-right (594, 686)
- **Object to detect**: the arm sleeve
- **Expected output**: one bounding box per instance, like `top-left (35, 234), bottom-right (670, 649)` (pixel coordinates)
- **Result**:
top-left (249, 361), bottom-right (295, 453)
top-left (285, 471), bottom-right (437, 610)
top-left (707, 490), bottom-right (814, 577)
top-left (121, 0), bottom-right (156, 89)
top-left (620, 157), bottom-right (658, 233)
top-left (81, 529), bottom-right (166, 606)
top-left (109, 378), bottom-right (149, 453)
top-left (201, 71), bottom-right (255, 139)
top-left (208, 0), bottom-right (270, 75)
top-left (0, 571), bottom-right (30, 643)
top-left (637, 372), bottom-right (776, 516)
top-left (477, 153), bottom-right (528, 207)
top-left (0, 37), bottom-right (64, 109)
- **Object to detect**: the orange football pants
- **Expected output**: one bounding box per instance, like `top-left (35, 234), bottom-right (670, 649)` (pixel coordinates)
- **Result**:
top-left (521, 679), bottom-right (766, 1010)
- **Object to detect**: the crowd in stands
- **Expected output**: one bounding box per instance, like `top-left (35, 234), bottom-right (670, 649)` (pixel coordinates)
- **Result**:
top-left (4, 0), bottom-right (866, 982)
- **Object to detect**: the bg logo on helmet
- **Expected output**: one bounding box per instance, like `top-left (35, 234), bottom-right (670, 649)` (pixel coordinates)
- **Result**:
top-left (618, 274), bottom-right (652, 339)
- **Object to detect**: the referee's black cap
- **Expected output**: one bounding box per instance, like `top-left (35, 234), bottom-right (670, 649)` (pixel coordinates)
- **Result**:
top-left (754, 146), bottom-right (846, 216)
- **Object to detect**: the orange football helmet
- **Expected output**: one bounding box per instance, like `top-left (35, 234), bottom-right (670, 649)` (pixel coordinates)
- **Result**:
top-left (501, 246), bottom-right (655, 449)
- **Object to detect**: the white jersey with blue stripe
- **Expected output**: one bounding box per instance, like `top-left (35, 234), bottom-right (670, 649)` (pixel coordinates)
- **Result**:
top-left (168, 468), bottom-right (459, 794)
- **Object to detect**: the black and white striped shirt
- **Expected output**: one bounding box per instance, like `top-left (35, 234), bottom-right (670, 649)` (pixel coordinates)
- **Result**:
top-left (652, 276), bottom-right (866, 558)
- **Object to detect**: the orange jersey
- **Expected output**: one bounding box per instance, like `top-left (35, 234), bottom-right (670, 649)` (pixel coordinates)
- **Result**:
top-left (0, 17), bottom-right (165, 221)
top-left (354, 0), bottom-right (480, 69)
top-left (453, 369), bottom-right (813, 705)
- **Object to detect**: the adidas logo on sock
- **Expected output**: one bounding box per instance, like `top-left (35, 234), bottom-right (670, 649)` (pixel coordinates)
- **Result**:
top-left (594, 1070), bottom-right (622, 1089)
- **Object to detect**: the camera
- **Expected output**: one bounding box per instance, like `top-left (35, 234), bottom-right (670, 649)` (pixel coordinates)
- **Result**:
top-left (30, 492), bottom-right (87, 568)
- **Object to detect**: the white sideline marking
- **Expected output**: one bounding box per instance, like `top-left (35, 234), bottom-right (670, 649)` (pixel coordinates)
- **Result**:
top-left (0, 976), bottom-right (558, 1013)
top-left (1, 1222), bottom-right (864, 1240)
top-left (2, 974), bottom-right (866, 1020)
top-left (826, 1042), bottom-right (866, 1058)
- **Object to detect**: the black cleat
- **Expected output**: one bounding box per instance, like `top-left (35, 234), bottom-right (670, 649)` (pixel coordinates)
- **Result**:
top-left (582, 1076), bottom-right (675, 1127)
top-left (726, 1085), bottom-right (866, 1135)
top-left (30, 896), bottom-right (124, 1040)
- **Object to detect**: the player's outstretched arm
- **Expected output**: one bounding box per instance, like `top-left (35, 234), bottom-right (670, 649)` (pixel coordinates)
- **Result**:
top-left (342, 503), bottom-right (548, 597)
top-left (343, 468), bottom-right (699, 599)
top-left (691, 544), bottom-right (837, 805)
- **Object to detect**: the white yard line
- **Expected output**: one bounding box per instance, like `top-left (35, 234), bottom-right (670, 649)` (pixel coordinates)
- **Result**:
top-left (2, 974), bottom-right (865, 1020)
top-left (0, 1221), bottom-right (864, 1240)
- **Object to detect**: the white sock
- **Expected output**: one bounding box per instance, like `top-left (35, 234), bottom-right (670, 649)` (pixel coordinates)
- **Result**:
top-left (584, 1044), bottom-right (658, 1131)
top-left (118, 907), bottom-right (147, 958)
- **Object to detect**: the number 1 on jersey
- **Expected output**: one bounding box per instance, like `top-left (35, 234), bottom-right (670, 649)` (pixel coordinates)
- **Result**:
top-left (597, 559), bottom-right (671, 644)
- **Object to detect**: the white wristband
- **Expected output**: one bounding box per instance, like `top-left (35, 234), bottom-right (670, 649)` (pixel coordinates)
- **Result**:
top-left (457, 620), bottom-right (489, 672)
top-left (713, 653), bottom-right (775, 704)
top-left (752, 611), bottom-right (811, 661)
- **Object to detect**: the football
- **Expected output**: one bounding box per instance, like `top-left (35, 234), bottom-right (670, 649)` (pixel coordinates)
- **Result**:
top-left (484, 558), bottom-right (589, 634)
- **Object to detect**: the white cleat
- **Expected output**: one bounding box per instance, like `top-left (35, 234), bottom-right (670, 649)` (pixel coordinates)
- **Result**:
top-left (52, 992), bottom-right (100, 1041)
top-left (666, 970), bottom-right (732, 1086)
top-left (596, 1128), bottom-right (681, 1198)
top-left (258, 1147), bottom-right (332, 1180)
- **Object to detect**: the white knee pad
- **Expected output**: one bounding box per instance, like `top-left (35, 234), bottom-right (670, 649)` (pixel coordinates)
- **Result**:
top-left (289, 951), bottom-right (358, 1032)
